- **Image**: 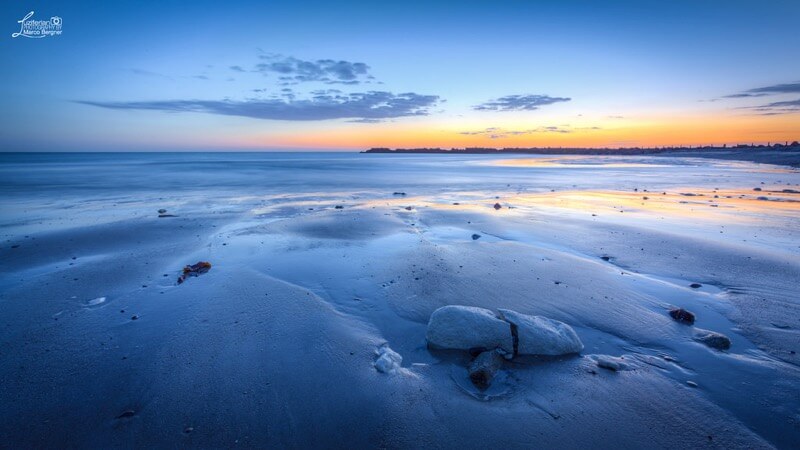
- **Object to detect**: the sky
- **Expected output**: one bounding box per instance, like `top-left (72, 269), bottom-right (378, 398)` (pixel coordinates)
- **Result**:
top-left (1, 0), bottom-right (799, 151)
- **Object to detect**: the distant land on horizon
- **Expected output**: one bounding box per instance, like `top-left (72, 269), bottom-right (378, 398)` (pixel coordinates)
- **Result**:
top-left (364, 141), bottom-right (800, 155)
top-left (363, 142), bottom-right (800, 167)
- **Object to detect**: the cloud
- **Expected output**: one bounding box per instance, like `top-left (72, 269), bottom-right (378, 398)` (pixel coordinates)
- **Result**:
top-left (721, 93), bottom-right (768, 99)
top-left (130, 69), bottom-right (173, 80)
top-left (722, 81), bottom-right (800, 99)
top-left (744, 82), bottom-right (800, 95)
top-left (76, 91), bottom-right (440, 122)
top-left (737, 97), bottom-right (800, 115)
top-left (253, 54), bottom-right (373, 85)
top-left (473, 94), bottom-right (571, 111)
top-left (751, 98), bottom-right (800, 115)
top-left (459, 125), bottom-right (598, 139)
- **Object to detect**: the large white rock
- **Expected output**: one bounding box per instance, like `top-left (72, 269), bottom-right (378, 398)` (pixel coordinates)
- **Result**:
top-left (426, 305), bottom-right (514, 353)
top-left (498, 309), bottom-right (583, 356)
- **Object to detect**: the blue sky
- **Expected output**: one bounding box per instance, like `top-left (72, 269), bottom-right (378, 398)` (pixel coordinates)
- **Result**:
top-left (1, 0), bottom-right (799, 151)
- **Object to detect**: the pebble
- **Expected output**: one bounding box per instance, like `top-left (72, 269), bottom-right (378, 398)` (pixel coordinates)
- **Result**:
top-left (669, 308), bottom-right (695, 325)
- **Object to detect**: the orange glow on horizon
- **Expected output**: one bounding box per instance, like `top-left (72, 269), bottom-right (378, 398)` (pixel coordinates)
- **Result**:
top-left (229, 112), bottom-right (800, 150)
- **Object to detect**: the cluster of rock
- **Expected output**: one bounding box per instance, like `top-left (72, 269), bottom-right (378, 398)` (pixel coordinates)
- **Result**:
top-left (668, 307), bottom-right (731, 350)
top-left (425, 305), bottom-right (583, 389)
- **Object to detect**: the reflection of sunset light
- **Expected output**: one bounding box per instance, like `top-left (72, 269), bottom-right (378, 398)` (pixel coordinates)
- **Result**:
top-left (246, 188), bottom-right (800, 225)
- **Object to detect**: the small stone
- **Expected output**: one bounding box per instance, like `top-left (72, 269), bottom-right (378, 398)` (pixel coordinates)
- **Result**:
top-left (393, 192), bottom-right (406, 196)
top-left (689, 283), bottom-right (702, 289)
top-left (158, 209), bottom-right (167, 214)
top-left (334, 205), bottom-right (344, 209)
top-left (116, 409), bottom-right (136, 419)
top-left (468, 350), bottom-right (504, 390)
top-left (753, 187), bottom-right (762, 191)
top-left (600, 256), bottom-right (611, 261)
top-left (693, 329), bottom-right (731, 350)
top-left (405, 206), bottom-right (413, 211)
top-left (493, 203), bottom-right (502, 210)
top-left (131, 315), bottom-right (139, 321)
top-left (471, 234), bottom-right (481, 240)
top-left (669, 308), bottom-right (695, 325)
top-left (596, 355), bottom-right (626, 371)
top-left (374, 345), bottom-right (403, 374)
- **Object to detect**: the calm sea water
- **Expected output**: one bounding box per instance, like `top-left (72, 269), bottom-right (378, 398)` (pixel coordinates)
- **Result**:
top-left (0, 151), bottom-right (752, 200)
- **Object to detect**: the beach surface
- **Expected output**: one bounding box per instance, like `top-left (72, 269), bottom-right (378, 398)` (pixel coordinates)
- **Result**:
top-left (1, 152), bottom-right (799, 448)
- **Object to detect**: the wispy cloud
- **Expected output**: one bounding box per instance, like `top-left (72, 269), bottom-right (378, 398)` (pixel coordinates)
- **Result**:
top-left (253, 54), bottom-right (373, 85)
top-left (130, 69), bottom-right (173, 80)
top-left (473, 94), bottom-right (571, 111)
top-left (722, 81), bottom-right (800, 99)
top-left (744, 98), bottom-right (800, 115)
top-left (76, 91), bottom-right (440, 122)
top-left (459, 125), bottom-right (599, 139)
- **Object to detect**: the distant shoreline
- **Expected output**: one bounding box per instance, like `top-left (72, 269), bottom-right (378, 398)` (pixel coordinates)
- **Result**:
top-left (363, 144), bottom-right (800, 167)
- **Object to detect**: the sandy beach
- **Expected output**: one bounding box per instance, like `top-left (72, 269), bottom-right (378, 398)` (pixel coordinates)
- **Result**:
top-left (1, 152), bottom-right (799, 448)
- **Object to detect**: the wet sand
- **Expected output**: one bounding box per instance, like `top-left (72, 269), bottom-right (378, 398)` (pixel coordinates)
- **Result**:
top-left (1, 152), bottom-right (798, 448)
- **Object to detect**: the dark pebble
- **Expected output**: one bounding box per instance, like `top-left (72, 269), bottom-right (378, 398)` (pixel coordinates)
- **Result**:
top-left (116, 410), bottom-right (136, 419)
top-left (669, 308), bottom-right (695, 325)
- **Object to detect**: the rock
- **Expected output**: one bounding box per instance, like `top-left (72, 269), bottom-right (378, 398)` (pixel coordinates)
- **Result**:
top-left (596, 355), bottom-right (626, 371)
top-left (178, 261), bottom-right (212, 284)
top-left (426, 306), bottom-right (514, 354)
top-left (468, 350), bottom-right (504, 389)
top-left (498, 309), bottom-right (583, 356)
top-left (693, 329), bottom-right (731, 350)
top-left (600, 256), bottom-right (611, 261)
top-left (471, 234), bottom-right (481, 240)
top-left (404, 206), bottom-right (413, 211)
top-left (753, 187), bottom-right (762, 191)
top-left (392, 192), bottom-right (407, 196)
top-left (374, 345), bottom-right (403, 374)
top-left (689, 283), bottom-right (702, 289)
top-left (669, 308), bottom-right (695, 325)
top-left (493, 203), bottom-right (502, 210)
top-left (334, 205), bottom-right (344, 209)
top-left (158, 209), bottom-right (167, 214)
top-left (116, 409), bottom-right (136, 419)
